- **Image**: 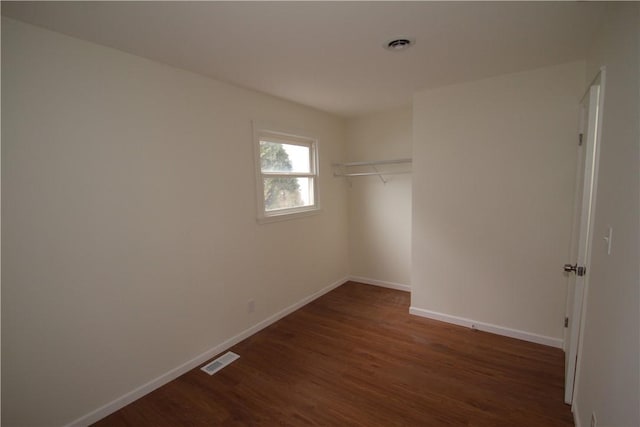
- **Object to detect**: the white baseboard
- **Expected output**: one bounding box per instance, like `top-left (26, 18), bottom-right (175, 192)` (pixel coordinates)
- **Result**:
top-left (409, 306), bottom-right (563, 349)
top-left (348, 275), bottom-right (411, 292)
top-left (66, 276), bottom-right (350, 427)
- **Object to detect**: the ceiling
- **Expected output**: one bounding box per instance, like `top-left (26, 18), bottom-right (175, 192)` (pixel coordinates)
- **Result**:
top-left (2, 1), bottom-right (606, 118)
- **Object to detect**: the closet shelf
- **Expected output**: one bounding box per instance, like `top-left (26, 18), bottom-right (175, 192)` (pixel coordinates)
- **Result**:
top-left (332, 158), bottom-right (412, 184)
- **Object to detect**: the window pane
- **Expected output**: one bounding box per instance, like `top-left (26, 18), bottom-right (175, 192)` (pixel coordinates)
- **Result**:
top-left (263, 177), bottom-right (314, 212)
top-left (260, 141), bottom-right (311, 173)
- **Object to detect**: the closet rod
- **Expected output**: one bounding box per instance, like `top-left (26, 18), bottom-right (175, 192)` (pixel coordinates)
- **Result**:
top-left (334, 158), bottom-right (412, 168)
top-left (339, 171), bottom-right (412, 177)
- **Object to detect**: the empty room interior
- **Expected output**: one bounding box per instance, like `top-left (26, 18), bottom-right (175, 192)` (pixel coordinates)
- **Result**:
top-left (2, 2), bottom-right (639, 427)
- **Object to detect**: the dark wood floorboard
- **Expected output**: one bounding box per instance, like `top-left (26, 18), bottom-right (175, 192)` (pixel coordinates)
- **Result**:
top-left (93, 282), bottom-right (574, 426)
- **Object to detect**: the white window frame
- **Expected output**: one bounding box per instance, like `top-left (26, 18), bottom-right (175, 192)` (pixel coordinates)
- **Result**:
top-left (252, 122), bottom-right (320, 223)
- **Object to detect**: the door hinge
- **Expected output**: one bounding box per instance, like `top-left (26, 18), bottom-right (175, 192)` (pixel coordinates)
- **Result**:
top-left (564, 317), bottom-right (569, 328)
top-left (579, 133), bottom-right (584, 146)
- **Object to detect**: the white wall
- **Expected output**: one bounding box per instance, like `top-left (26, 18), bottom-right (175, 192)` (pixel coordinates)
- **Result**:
top-left (573, 4), bottom-right (640, 427)
top-left (1, 18), bottom-right (348, 426)
top-left (412, 61), bottom-right (585, 344)
top-left (345, 107), bottom-right (412, 288)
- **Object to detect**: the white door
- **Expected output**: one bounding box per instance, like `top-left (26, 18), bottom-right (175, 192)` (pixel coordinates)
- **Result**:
top-left (564, 83), bottom-right (602, 404)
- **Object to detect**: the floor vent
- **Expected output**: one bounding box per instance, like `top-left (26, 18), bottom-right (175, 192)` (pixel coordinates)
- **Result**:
top-left (201, 351), bottom-right (240, 375)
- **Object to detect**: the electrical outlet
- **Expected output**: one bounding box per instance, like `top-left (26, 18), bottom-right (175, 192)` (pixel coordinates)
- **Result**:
top-left (590, 412), bottom-right (597, 427)
top-left (247, 299), bottom-right (255, 313)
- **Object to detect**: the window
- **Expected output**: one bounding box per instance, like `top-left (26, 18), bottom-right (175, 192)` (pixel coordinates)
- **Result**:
top-left (253, 124), bottom-right (319, 222)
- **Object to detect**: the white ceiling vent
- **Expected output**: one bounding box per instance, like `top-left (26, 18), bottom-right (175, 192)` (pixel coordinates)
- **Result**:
top-left (201, 351), bottom-right (240, 375)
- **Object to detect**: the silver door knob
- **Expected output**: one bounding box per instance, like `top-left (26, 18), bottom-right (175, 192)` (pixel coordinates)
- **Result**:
top-left (564, 264), bottom-right (586, 276)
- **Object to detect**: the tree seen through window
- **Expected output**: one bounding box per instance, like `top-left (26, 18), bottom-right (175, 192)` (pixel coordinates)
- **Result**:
top-left (260, 141), bottom-right (303, 211)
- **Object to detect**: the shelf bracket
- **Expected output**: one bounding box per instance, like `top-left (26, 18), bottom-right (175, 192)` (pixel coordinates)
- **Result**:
top-left (371, 165), bottom-right (387, 184)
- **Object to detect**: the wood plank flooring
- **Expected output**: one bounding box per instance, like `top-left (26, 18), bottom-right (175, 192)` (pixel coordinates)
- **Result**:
top-left (93, 282), bottom-right (574, 426)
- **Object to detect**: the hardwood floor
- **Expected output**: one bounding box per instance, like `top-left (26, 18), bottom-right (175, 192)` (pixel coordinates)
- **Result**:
top-left (93, 282), bottom-right (574, 426)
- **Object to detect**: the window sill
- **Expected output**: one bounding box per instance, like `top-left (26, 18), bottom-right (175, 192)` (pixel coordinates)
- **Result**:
top-left (257, 207), bottom-right (322, 224)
